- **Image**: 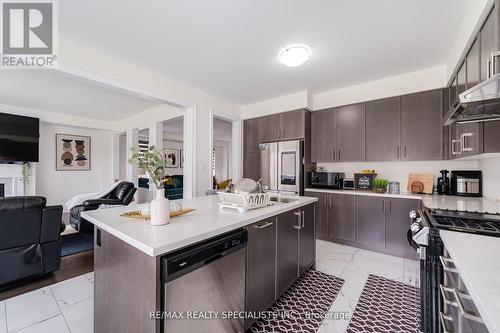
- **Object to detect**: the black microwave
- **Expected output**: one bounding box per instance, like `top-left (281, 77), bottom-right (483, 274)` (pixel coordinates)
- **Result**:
top-left (309, 172), bottom-right (345, 189)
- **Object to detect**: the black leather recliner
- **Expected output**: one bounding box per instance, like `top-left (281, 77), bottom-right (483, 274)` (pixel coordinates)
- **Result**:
top-left (70, 181), bottom-right (136, 233)
top-left (0, 196), bottom-right (64, 288)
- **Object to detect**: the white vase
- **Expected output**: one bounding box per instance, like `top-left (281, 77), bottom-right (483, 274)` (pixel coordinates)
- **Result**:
top-left (150, 189), bottom-right (170, 226)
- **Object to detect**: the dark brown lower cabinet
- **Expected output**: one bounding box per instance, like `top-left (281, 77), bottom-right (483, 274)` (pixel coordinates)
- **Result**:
top-left (299, 204), bottom-right (315, 276)
top-left (307, 192), bottom-right (328, 237)
top-left (245, 218), bottom-right (277, 329)
top-left (277, 209), bottom-right (300, 296)
top-left (484, 121), bottom-right (500, 153)
top-left (385, 199), bottom-right (420, 255)
top-left (355, 196), bottom-right (386, 248)
top-left (330, 194), bottom-right (355, 241)
top-left (308, 191), bottom-right (419, 258)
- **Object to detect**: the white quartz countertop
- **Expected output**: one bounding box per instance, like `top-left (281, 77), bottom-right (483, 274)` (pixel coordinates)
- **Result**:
top-left (82, 195), bottom-right (317, 257)
top-left (440, 230), bottom-right (500, 333)
top-left (305, 188), bottom-right (500, 214)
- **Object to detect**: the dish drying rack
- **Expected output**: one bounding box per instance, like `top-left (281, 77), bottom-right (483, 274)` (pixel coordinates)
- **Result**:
top-left (218, 192), bottom-right (271, 213)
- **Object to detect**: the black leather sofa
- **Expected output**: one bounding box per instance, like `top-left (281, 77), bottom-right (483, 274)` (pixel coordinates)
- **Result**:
top-left (70, 181), bottom-right (136, 233)
top-left (0, 196), bottom-right (64, 288)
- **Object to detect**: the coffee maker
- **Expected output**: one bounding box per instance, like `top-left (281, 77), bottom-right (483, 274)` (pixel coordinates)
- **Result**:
top-left (437, 170), bottom-right (450, 195)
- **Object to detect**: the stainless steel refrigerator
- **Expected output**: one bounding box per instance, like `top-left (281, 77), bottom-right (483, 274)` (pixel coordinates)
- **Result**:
top-left (259, 140), bottom-right (303, 195)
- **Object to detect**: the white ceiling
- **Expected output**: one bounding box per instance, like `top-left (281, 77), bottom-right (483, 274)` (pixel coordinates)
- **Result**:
top-left (60, 0), bottom-right (471, 104)
top-left (0, 70), bottom-right (159, 120)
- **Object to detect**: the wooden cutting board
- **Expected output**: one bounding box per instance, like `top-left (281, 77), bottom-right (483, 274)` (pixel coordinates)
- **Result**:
top-left (407, 173), bottom-right (434, 194)
top-left (120, 208), bottom-right (196, 220)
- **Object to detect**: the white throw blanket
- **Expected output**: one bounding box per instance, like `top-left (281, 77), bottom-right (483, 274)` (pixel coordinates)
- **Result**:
top-left (64, 180), bottom-right (129, 211)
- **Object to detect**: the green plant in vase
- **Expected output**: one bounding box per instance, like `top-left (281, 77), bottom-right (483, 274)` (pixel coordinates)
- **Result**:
top-left (373, 178), bottom-right (389, 194)
top-left (128, 146), bottom-right (168, 190)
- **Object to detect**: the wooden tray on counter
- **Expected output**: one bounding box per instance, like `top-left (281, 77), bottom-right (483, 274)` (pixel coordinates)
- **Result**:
top-left (120, 208), bottom-right (196, 220)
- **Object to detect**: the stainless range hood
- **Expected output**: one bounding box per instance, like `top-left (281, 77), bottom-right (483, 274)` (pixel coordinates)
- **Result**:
top-left (443, 52), bottom-right (500, 126)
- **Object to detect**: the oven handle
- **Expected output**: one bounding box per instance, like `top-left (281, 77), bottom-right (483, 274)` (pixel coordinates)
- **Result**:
top-left (406, 228), bottom-right (418, 250)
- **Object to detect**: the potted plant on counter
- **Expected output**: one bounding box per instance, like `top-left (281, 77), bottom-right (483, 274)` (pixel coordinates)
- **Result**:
top-left (128, 146), bottom-right (170, 226)
top-left (373, 178), bottom-right (389, 194)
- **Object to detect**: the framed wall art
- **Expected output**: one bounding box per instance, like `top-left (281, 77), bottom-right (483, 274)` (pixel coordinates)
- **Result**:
top-left (165, 148), bottom-right (179, 168)
top-left (56, 134), bottom-right (91, 171)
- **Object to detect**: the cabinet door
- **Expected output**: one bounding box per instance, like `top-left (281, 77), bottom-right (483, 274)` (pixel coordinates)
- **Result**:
top-left (484, 121), bottom-right (500, 153)
top-left (480, 8), bottom-right (498, 81)
top-left (299, 204), bottom-right (315, 276)
top-left (457, 62), bottom-right (467, 96)
top-left (449, 123), bottom-right (461, 159)
top-left (277, 210), bottom-right (299, 296)
top-left (243, 118), bottom-right (261, 153)
top-left (243, 152), bottom-right (261, 181)
top-left (460, 123), bottom-right (483, 157)
top-left (336, 103), bottom-right (366, 162)
top-left (401, 90), bottom-right (443, 160)
top-left (280, 110), bottom-right (305, 140)
top-left (260, 114), bottom-right (281, 142)
top-left (449, 76), bottom-right (458, 109)
top-left (355, 196), bottom-right (385, 248)
top-left (311, 109), bottom-right (336, 162)
top-left (330, 194), bottom-right (355, 241)
top-left (365, 97), bottom-right (401, 161)
top-left (246, 218), bottom-right (277, 325)
top-left (385, 199), bottom-right (419, 255)
top-left (307, 192), bottom-right (328, 237)
top-left (467, 38), bottom-right (481, 89)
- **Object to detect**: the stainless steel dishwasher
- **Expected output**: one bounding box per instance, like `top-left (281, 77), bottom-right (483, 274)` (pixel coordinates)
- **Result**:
top-left (160, 229), bottom-right (247, 333)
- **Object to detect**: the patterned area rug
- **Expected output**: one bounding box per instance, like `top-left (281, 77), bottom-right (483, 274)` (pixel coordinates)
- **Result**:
top-left (250, 269), bottom-right (344, 333)
top-left (346, 274), bottom-right (420, 333)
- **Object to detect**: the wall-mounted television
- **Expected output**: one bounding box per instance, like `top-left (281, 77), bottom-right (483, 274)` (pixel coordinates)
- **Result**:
top-left (0, 112), bottom-right (39, 162)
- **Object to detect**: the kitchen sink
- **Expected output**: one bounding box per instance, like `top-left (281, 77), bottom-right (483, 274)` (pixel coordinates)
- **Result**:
top-left (269, 196), bottom-right (299, 204)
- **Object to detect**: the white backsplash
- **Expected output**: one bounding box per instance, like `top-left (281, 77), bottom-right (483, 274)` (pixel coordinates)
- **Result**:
top-left (317, 160), bottom-right (480, 192)
top-left (478, 156), bottom-right (500, 200)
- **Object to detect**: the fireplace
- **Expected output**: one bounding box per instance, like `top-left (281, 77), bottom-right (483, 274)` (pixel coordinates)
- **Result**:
top-left (0, 184), bottom-right (4, 197)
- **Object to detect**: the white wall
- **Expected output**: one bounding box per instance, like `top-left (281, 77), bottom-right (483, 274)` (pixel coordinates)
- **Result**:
top-left (313, 66), bottom-right (447, 110)
top-left (241, 91), bottom-right (310, 119)
top-left (36, 121), bottom-right (114, 208)
top-left (478, 156), bottom-right (500, 200)
top-left (317, 160), bottom-right (480, 193)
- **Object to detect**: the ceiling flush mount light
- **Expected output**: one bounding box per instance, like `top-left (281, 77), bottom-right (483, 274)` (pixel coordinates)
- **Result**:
top-left (277, 44), bottom-right (312, 67)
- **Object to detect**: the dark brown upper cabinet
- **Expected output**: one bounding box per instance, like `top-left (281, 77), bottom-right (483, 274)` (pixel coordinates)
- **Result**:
top-left (457, 61), bottom-right (467, 96)
top-left (243, 117), bottom-right (261, 153)
top-left (311, 108), bottom-right (336, 162)
top-left (400, 89), bottom-right (443, 161)
top-left (467, 38), bottom-right (481, 89)
top-left (449, 76), bottom-right (458, 110)
top-left (335, 103), bottom-right (366, 162)
top-left (484, 121), bottom-right (500, 152)
top-left (260, 110), bottom-right (307, 142)
top-left (365, 97), bottom-right (401, 161)
top-left (480, 7), bottom-right (498, 81)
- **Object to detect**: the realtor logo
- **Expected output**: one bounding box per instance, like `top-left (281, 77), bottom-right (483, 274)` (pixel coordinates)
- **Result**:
top-left (1, 0), bottom-right (57, 68)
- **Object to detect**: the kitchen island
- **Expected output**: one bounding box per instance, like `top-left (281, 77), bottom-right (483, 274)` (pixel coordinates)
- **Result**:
top-left (82, 194), bottom-right (317, 333)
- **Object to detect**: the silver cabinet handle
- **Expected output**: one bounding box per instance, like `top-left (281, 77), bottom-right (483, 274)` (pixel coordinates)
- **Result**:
top-left (440, 256), bottom-right (458, 273)
top-left (487, 58), bottom-right (492, 80)
top-left (460, 132), bottom-right (473, 152)
top-left (451, 139), bottom-right (460, 155)
top-left (338, 149), bottom-right (341, 161)
top-left (439, 312), bottom-right (453, 333)
top-left (254, 221), bottom-right (274, 229)
top-left (294, 211), bottom-right (301, 230)
top-left (452, 289), bottom-right (484, 324)
top-left (301, 210), bottom-right (305, 228)
top-left (397, 146), bottom-right (400, 159)
top-left (404, 146), bottom-right (407, 159)
top-left (332, 149), bottom-right (335, 161)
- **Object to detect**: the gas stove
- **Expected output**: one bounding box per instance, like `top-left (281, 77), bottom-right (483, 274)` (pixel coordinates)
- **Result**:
top-left (425, 208), bottom-right (500, 237)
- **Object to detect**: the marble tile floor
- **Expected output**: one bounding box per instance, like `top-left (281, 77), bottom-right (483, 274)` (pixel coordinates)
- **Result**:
top-left (0, 240), bottom-right (418, 333)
